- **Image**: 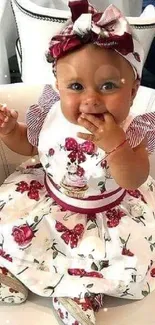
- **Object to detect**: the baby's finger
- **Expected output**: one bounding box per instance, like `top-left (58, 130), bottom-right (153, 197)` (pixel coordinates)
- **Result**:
top-left (77, 132), bottom-right (95, 142)
top-left (78, 115), bottom-right (97, 134)
top-left (80, 113), bottom-right (104, 129)
top-left (0, 105), bottom-right (11, 119)
top-left (104, 113), bottom-right (116, 125)
top-left (0, 121), bottom-right (7, 128)
top-left (0, 104), bottom-right (7, 115)
top-left (0, 111), bottom-right (6, 120)
top-left (10, 109), bottom-right (18, 119)
top-left (4, 106), bottom-right (12, 118)
top-left (4, 116), bottom-right (9, 123)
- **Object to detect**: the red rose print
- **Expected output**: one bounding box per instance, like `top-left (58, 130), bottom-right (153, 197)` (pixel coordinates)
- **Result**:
top-left (55, 221), bottom-right (84, 249)
top-left (0, 249), bottom-right (12, 262)
top-left (12, 224), bottom-right (35, 246)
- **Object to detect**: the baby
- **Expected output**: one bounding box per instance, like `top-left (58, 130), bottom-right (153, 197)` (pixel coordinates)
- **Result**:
top-left (0, 1), bottom-right (155, 325)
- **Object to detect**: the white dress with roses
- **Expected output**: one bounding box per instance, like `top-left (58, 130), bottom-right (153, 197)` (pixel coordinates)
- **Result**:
top-left (1, 85), bottom-right (155, 306)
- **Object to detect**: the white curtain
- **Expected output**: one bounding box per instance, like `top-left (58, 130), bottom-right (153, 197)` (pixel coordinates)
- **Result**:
top-left (31, 0), bottom-right (143, 16)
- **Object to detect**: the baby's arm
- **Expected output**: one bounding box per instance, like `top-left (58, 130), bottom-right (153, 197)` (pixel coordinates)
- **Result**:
top-left (78, 113), bottom-right (149, 190)
top-left (0, 104), bottom-right (37, 156)
top-left (106, 138), bottom-right (149, 189)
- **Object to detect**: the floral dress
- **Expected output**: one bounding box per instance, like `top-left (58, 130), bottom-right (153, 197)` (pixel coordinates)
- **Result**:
top-left (1, 85), bottom-right (155, 325)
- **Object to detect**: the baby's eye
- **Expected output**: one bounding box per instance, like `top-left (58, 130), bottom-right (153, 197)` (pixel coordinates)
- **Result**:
top-left (69, 83), bottom-right (83, 91)
top-left (101, 82), bottom-right (118, 91)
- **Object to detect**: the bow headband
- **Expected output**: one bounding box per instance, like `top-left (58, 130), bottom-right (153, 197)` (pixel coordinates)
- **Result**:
top-left (47, 0), bottom-right (144, 79)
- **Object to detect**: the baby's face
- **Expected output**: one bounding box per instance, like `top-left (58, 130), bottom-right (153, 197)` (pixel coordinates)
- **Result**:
top-left (56, 44), bottom-right (139, 125)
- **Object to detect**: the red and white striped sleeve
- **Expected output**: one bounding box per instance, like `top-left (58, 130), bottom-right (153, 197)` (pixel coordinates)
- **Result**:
top-left (26, 84), bottom-right (59, 147)
top-left (126, 112), bottom-right (155, 153)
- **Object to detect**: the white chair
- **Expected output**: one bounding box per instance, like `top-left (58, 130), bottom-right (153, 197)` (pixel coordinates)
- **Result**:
top-left (128, 5), bottom-right (155, 63)
top-left (26, 0), bottom-right (143, 16)
top-left (11, 0), bottom-right (155, 84)
top-left (0, 82), bottom-right (155, 324)
top-left (0, 0), bottom-right (11, 84)
top-left (11, 0), bottom-right (69, 84)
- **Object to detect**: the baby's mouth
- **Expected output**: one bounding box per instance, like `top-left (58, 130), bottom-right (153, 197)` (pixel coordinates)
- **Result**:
top-left (79, 113), bottom-right (105, 120)
top-left (95, 113), bottom-right (105, 120)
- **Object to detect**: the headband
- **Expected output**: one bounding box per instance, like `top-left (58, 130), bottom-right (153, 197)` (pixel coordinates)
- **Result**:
top-left (47, 0), bottom-right (144, 79)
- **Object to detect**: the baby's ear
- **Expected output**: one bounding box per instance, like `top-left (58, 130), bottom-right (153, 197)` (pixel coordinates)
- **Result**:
top-left (132, 79), bottom-right (140, 99)
top-left (131, 79), bottom-right (140, 105)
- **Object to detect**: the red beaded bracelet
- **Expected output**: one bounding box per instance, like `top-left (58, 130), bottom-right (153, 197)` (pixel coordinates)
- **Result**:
top-left (96, 138), bottom-right (128, 166)
top-left (105, 138), bottom-right (128, 158)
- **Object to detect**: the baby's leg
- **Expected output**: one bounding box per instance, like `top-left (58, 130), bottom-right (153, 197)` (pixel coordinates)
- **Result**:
top-left (0, 265), bottom-right (28, 304)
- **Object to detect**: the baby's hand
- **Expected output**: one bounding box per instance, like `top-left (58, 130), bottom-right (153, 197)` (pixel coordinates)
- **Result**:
top-left (77, 113), bottom-right (126, 153)
top-left (0, 104), bottom-right (18, 137)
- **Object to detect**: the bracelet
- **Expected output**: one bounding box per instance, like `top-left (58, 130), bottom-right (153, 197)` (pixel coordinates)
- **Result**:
top-left (105, 138), bottom-right (128, 159)
top-left (96, 139), bottom-right (128, 166)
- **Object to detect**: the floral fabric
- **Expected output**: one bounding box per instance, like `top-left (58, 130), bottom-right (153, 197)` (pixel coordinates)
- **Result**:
top-left (1, 94), bottom-right (155, 325)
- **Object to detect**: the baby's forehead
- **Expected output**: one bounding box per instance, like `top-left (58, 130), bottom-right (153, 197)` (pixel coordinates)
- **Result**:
top-left (56, 60), bottom-right (128, 81)
top-left (56, 45), bottom-right (132, 78)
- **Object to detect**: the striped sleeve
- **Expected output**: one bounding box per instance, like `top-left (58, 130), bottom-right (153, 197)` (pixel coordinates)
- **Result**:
top-left (26, 84), bottom-right (59, 147)
top-left (126, 112), bottom-right (155, 153)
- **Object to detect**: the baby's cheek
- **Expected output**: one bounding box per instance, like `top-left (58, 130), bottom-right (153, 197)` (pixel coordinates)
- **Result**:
top-left (107, 98), bottom-right (130, 123)
top-left (61, 99), bottom-right (79, 124)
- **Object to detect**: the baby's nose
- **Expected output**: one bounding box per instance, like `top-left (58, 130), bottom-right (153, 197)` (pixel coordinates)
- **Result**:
top-left (79, 97), bottom-right (105, 114)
